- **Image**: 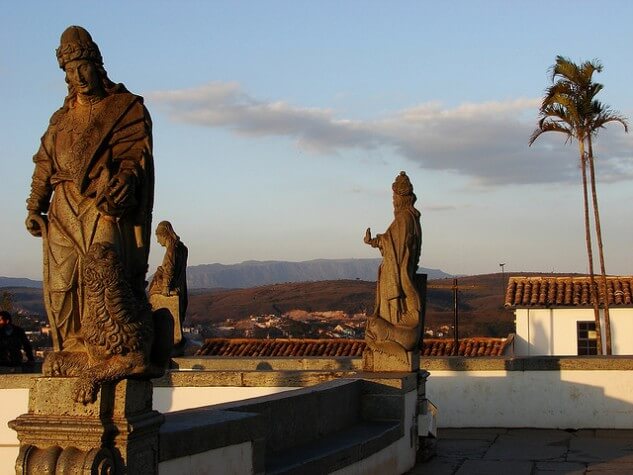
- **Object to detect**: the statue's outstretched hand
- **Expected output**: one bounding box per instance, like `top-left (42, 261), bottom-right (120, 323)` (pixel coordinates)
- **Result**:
top-left (25, 213), bottom-right (43, 237)
top-left (364, 228), bottom-right (372, 244)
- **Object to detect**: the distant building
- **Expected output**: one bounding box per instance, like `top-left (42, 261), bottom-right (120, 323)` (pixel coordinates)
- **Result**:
top-left (505, 276), bottom-right (633, 355)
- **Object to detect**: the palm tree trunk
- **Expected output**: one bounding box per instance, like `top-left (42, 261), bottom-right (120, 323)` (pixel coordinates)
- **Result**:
top-left (587, 138), bottom-right (612, 354)
top-left (579, 141), bottom-right (603, 354)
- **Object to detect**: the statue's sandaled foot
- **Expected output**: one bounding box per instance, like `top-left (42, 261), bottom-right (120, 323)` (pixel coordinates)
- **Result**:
top-left (73, 377), bottom-right (99, 404)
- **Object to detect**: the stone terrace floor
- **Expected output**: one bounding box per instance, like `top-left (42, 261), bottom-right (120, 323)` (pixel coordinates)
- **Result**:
top-left (408, 428), bottom-right (633, 475)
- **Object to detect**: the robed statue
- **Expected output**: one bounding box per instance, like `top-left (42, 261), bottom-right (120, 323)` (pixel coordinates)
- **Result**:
top-left (149, 221), bottom-right (189, 354)
top-left (364, 171), bottom-right (423, 363)
top-left (25, 26), bottom-right (167, 403)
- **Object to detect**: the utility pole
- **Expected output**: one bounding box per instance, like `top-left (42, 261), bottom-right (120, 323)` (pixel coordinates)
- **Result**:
top-left (453, 278), bottom-right (459, 354)
top-left (499, 263), bottom-right (506, 294)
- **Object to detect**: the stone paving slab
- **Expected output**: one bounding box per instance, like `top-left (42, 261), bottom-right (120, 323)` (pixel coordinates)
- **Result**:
top-left (410, 429), bottom-right (633, 475)
top-left (484, 433), bottom-right (568, 461)
top-left (535, 461), bottom-right (586, 474)
top-left (586, 462), bottom-right (633, 474)
top-left (455, 459), bottom-right (533, 475)
top-left (437, 428), bottom-right (506, 441)
top-left (435, 439), bottom-right (490, 460)
top-left (406, 456), bottom-right (461, 475)
top-left (501, 428), bottom-right (574, 443)
top-left (594, 429), bottom-right (633, 439)
top-left (568, 437), bottom-right (633, 463)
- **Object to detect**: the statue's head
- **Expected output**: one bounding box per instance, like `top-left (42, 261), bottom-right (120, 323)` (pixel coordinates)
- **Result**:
top-left (392, 171), bottom-right (417, 210)
top-left (56, 26), bottom-right (117, 102)
top-left (156, 221), bottom-right (179, 247)
top-left (56, 26), bottom-right (103, 70)
top-left (392, 171), bottom-right (413, 196)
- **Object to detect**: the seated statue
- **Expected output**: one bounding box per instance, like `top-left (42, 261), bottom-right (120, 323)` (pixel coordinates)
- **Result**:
top-left (363, 171), bottom-right (423, 363)
top-left (149, 221), bottom-right (188, 353)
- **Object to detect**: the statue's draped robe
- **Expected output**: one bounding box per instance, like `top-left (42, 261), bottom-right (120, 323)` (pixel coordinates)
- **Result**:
top-left (368, 207), bottom-right (422, 356)
top-left (27, 89), bottom-right (154, 352)
top-left (149, 240), bottom-right (189, 329)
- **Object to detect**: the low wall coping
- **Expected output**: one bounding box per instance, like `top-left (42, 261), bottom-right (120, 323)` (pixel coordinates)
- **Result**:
top-left (3, 355), bottom-right (628, 390)
top-left (421, 356), bottom-right (633, 371)
top-left (159, 407), bottom-right (264, 463)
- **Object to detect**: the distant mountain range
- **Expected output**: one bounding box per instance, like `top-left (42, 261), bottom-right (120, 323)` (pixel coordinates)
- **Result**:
top-left (0, 277), bottom-right (42, 288)
top-left (186, 259), bottom-right (452, 289)
top-left (1, 259), bottom-right (452, 291)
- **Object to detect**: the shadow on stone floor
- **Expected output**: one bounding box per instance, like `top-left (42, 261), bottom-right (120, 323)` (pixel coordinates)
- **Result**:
top-left (408, 428), bottom-right (633, 475)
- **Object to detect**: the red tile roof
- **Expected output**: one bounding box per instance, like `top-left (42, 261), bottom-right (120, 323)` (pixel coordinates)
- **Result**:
top-left (196, 338), bottom-right (366, 357)
top-left (422, 337), bottom-right (512, 357)
top-left (196, 337), bottom-right (512, 358)
top-left (505, 276), bottom-right (633, 308)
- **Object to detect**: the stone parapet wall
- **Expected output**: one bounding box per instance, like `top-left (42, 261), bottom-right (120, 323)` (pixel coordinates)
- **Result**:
top-left (421, 355), bottom-right (633, 371)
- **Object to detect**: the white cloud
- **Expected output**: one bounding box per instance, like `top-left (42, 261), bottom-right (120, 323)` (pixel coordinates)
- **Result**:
top-left (148, 82), bottom-right (633, 186)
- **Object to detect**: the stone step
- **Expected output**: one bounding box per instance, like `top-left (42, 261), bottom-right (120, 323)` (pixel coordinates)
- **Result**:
top-left (266, 420), bottom-right (402, 475)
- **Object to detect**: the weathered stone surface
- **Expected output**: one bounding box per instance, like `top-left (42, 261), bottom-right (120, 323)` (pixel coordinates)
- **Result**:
top-left (420, 355), bottom-right (633, 371)
top-left (484, 432), bottom-right (568, 461)
top-left (363, 348), bottom-right (419, 372)
top-left (159, 409), bottom-right (263, 462)
top-left (438, 428), bottom-right (507, 441)
top-left (586, 461), bottom-right (633, 473)
top-left (568, 436), bottom-right (633, 463)
top-left (363, 172), bottom-right (423, 370)
top-left (406, 456), bottom-right (461, 475)
top-left (150, 294), bottom-right (182, 349)
top-left (413, 428), bottom-right (633, 474)
top-left (149, 221), bottom-right (188, 354)
top-left (25, 25), bottom-right (164, 406)
top-left (456, 459), bottom-right (533, 475)
top-left (172, 355), bottom-right (364, 371)
top-left (435, 439), bottom-right (491, 460)
top-left (27, 377), bottom-right (152, 417)
top-left (10, 378), bottom-right (162, 474)
top-left (535, 461), bottom-right (586, 474)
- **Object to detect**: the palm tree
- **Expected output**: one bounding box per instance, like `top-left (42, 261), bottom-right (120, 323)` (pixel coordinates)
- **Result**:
top-left (529, 56), bottom-right (628, 354)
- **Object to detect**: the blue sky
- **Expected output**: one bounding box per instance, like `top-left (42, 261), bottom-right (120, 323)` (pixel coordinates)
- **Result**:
top-left (2, 1), bottom-right (633, 279)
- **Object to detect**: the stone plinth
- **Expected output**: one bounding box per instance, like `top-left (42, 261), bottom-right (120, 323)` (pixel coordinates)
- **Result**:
top-left (150, 293), bottom-right (183, 355)
top-left (363, 348), bottom-right (420, 372)
top-left (9, 377), bottom-right (163, 474)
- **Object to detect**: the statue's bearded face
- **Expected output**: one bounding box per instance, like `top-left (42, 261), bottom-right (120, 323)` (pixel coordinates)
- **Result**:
top-left (64, 59), bottom-right (101, 96)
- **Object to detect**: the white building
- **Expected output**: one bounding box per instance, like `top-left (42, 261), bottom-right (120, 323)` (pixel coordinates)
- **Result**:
top-left (505, 276), bottom-right (633, 356)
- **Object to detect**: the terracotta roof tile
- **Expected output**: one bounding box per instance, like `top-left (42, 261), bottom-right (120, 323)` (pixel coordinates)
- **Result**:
top-left (196, 338), bottom-right (366, 357)
top-left (421, 337), bottom-right (511, 357)
top-left (505, 276), bottom-right (633, 308)
top-left (196, 337), bottom-right (512, 358)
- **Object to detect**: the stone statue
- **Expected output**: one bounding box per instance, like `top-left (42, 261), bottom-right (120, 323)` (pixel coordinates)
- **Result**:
top-left (363, 171), bottom-right (423, 364)
top-left (149, 221), bottom-right (188, 352)
top-left (25, 26), bottom-right (162, 403)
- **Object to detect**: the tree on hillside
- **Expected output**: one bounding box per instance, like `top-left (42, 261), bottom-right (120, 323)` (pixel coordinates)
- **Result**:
top-left (0, 290), bottom-right (15, 313)
top-left (529, 56), bottom-right (628, 354)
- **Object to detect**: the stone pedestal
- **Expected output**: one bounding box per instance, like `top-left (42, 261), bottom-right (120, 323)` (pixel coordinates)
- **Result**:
top-left (9, 377), bottom-right (163, 474)
top-left (363, 348), bottom-right (420, 372)
top-left (150, 293), bottom-right (184, 356)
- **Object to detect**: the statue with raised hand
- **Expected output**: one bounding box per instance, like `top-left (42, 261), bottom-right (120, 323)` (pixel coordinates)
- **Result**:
top-left (364, 171), bottom-right (423, 363)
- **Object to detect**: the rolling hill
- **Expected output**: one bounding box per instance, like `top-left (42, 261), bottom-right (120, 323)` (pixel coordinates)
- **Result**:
top-left (186, 259), bottom-right (451, 288)
top-left (3, 272), bottom-right (582, 337)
